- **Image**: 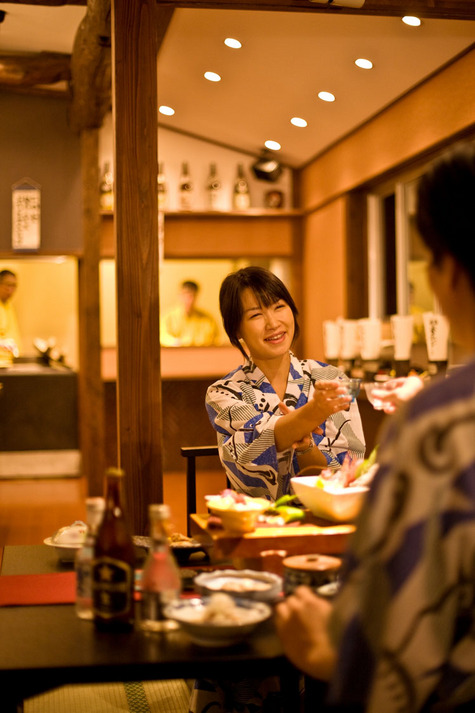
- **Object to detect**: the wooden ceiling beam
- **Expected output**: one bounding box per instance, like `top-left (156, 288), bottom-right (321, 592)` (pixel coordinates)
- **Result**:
top-left (154, 0), bottom-right (475, 21)
top-left (1, 0), bottom-right (474, 19)
top-left (0, 51), bottom-right (70, 86)
top-left (68, 0), bottom-right (111, 133)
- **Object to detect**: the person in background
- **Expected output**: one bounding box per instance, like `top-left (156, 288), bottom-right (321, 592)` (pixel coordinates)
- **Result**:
top-left (205, 266), bottom-right (365, 502)
top-left (0, 269), bottom-right (22, 357)
top-left (275, 141), bottom-right (475, 713)
top-left (160, 279), bottom-right (220, 347)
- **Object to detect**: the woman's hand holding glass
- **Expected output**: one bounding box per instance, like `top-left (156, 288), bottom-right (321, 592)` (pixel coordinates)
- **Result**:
top-left (311, 380), bottom-right (352, 423)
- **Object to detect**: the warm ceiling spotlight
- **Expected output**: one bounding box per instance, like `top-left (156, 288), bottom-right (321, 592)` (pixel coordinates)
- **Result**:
top-left (204, 71), bottom-right (221, 82)
top-left (264, 140), bottom-right (281, 151)
top-left (291, 117), bottom-right (308, 128)
top-left (318, 91), bottom-right (336, 103)
top-left (402, 16), bottom-right (422, 27)
top-left (159, 105), bottom-right (175, 116)
top-left (355, 58), bottom-right (373, 70)
top-left (224, 37), bottom-right (242, 49)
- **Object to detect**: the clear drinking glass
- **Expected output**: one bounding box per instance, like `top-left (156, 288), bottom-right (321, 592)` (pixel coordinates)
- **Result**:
top-left (345, 378), bottom-right (362, 402)
top-left (364, 382), bottom-right (385, 410)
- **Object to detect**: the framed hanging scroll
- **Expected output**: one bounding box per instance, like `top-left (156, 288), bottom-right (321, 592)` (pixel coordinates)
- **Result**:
top-left (11, 178), bottom-right (41, 251)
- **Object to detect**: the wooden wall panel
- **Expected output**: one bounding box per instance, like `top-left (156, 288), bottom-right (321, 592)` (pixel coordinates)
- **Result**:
top-left (301, 48), bottom-right (475, 212)
top-left (302, 198), bottom-right (347, 359)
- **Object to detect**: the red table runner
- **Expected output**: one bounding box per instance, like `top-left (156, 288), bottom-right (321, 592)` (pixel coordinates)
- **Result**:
top-left (0, 571), bottom-right (76, 606)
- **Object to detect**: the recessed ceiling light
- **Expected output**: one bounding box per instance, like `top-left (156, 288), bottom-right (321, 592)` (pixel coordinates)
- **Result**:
top-left (355, 58), bottom-right (373, 70)
top-left (159, 105), bottom-right (175, 116)
top-left (402, 15), bottom-right (422, 26)
top-left (265, 140), bottom-right (281, 151)
top-left (318, 91), bottom-right (335, 103)
top-left (224, 37), bottom-right (242, 49)
top-left (204, 71), bottom-right (221, 82)
top-left (291, 117), bottom-right (308, 128)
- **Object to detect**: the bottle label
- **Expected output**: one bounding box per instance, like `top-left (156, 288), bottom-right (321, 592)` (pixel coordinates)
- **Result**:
top-left (233, 193), bottom-right (250, 210)
top-left (92, 556), bottom-right (133, 618)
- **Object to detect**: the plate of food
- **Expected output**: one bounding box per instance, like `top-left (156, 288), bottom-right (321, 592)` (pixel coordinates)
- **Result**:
top-left (291, 450), bottom-right (378, 523)
top-left (164, 592), bottom-right (271, 647)
top-left (194, 569), bottom-right (282, 603)
top-left (205, 490), bottom-right (270, 533)
top-left (44, 520), bottom-right (87, 562)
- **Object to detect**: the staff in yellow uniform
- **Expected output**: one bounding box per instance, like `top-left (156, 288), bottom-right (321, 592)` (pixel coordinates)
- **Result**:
top-left (0, 269), bottom-right (22, 361)
top-left (160, 280), bottom-right (219, 347)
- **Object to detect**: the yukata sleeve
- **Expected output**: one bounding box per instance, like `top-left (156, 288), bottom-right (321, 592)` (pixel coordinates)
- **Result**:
top-left (317, 399), bottom-right (366, 468)
top-left (205, 380), bottom-right (288, 499)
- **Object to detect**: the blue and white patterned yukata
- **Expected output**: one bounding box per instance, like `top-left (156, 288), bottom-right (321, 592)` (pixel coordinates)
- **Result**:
top-left (206, 353), bottom-right (366, 501)
top-left (328, 359), bottom-right (475, 713)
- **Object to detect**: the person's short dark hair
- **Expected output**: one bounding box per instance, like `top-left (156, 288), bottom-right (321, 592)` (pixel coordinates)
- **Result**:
top-left (0, 269), bottom-right (16, 283)
top-left (219, 266), bottom-right (300, 358)
top-left (181, 280), bottom-right (199, 293)
top-left (417, 141), bottom-right (475, 291)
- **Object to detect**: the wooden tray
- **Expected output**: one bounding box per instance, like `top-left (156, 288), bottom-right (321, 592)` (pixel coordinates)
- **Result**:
top-left (190, 513), bottom-right (354, 563)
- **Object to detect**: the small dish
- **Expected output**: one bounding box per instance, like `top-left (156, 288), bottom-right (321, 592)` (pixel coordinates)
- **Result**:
top-left (205, 495), bottom-right (269, 533)
top-left (132, 535), bottom-right (209, 564)
top-left (164, 594), bottom-right (271, 647)
top-left (194, 569), bottom-right (282, 603)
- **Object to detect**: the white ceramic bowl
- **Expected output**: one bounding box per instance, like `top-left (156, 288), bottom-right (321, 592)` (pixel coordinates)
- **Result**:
top-left (194, 569), bottom-right (282, 603)
top-left (290, 475), bottom-right (368, 522)
top-left (164, 595), bottom-right (271, 647)
top-left (44, 520), bottom-right (87, 562)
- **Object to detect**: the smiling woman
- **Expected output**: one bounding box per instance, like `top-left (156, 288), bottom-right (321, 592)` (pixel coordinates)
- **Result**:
top-left (205, 266), bottom-right (366, 502)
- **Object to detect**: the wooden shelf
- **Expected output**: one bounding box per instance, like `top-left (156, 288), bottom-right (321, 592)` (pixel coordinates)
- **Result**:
top-left (100, 208), bottom-right (302, 218)
top-left (100, 208), bottom-right (303, 258)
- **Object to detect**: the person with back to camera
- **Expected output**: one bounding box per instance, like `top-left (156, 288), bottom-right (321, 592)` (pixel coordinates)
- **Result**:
top-left (205, 265), bottom-right (366, 502)
top-left (275, 141), bottom-right (475, 713)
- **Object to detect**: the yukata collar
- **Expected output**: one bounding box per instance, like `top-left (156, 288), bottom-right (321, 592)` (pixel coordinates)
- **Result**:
top-left (242, 351), bottom-right (297, 385)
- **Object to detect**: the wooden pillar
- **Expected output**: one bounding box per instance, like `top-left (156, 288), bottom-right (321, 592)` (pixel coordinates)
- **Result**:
top-left (78, 128), bottom-right (105, 495)
top-left (111, 0), bottom-right (163, 533)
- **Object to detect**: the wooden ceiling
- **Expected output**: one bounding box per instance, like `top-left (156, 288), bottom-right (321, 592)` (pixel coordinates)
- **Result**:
top-left (1, 0), bottom-right (474, 158)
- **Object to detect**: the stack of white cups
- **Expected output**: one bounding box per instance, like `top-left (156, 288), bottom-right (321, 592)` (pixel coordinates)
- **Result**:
top-left (390, 314), bottom-right (414, 376)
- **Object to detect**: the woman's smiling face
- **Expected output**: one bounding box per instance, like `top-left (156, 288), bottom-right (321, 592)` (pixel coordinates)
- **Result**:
top-left (238, 287), bottom-right (295, 361)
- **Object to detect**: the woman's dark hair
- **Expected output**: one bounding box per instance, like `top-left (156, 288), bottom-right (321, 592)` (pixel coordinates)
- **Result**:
top-left (219, 266), bottom-right (300, 358)
top-left (417, 141), bottom-right (475, 291)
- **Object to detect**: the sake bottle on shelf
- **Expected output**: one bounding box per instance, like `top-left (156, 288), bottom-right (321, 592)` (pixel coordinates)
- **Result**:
top-left (92, 467), bottom-right (136, 631)
top-left (157, 161), bottom-right (168, 210)
top-left (99, 161), bottom-right (114, 211)
top-left (75, 496), bottom-right (106, 620)
top-left (206, 162), bottom-right (222, 210)
top-left (178, 162), bottom-right (193, 211)
top-left (139, 503), bottom-right (182, 632)
top-left (232, 163), bottom-right (250, 210)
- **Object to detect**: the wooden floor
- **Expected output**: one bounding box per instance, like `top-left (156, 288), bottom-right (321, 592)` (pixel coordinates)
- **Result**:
top-left (0, 469), bottom-right (227, 552)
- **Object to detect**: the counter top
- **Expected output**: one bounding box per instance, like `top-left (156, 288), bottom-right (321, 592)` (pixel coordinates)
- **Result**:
top-left (101, 345), bottom-right (242, 381)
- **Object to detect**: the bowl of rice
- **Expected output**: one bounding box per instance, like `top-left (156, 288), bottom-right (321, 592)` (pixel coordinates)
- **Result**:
top-left (164, 592), bottom-right (271, 647)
